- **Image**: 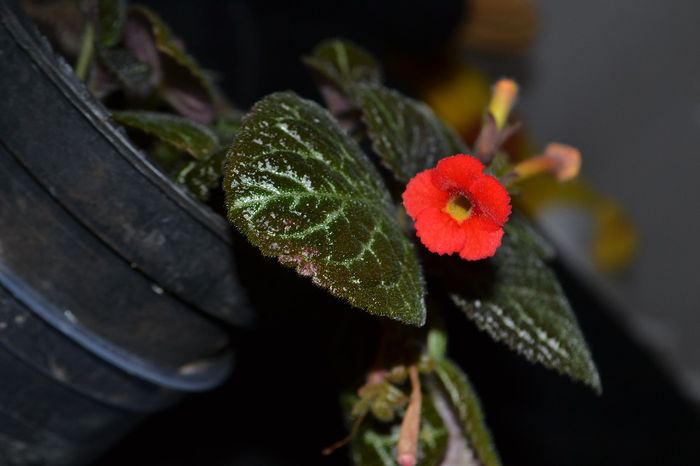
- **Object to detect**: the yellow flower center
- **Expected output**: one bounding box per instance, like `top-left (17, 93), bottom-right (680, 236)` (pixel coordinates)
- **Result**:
top-left (443, 194), bottom-right (473, 223)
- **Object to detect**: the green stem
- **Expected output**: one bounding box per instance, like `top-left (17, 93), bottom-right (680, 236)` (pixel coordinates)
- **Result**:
top-left (75, 23), bottom-right (95, 81)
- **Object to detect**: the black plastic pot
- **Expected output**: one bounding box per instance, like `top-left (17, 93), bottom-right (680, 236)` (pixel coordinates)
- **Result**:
top-left (0, 1), bottom-right (252, 464)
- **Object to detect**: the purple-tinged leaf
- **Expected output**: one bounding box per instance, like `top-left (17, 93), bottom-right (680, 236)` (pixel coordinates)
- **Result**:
top-left (124, 7), bottom-right (161, 85)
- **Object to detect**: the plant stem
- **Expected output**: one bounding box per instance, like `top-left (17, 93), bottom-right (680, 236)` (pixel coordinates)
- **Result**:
top-left (321, 411), bottom-right (367, 456)
top-left (75, 23), bottom-right (95, 81)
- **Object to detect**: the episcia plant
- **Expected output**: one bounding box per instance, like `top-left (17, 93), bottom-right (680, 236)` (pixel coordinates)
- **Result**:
top-left (66, 2), bottom-right (600, 464)
top-left (222, 50), bottom-right (599, 465)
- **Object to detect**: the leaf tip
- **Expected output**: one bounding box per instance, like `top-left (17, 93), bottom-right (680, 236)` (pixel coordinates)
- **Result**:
top-left (586, 365), bottom-right (603, 395)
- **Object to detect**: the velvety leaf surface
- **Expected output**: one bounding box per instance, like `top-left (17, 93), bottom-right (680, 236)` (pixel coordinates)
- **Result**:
top-left (302, 39), bottom-right (382, 93)
top-left (429, 360), bottom-right (501, 466)
top-left (449, 216), bottom-right (601, 391)
top-left (224, 92), bottom-right (425, 325)
top-left (356, 83), bottom-right (469, 182)
top-left (97, 0), bottom-right (126, 47)
top-left (112, 110), bottom-right (218, 160)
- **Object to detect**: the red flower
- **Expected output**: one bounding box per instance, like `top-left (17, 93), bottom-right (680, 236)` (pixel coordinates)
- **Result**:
top-left (402, 154), bottom-right (512, 260)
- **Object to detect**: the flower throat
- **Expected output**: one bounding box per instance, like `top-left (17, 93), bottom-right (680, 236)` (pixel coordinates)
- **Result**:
top-left (443, 194), bottom-right (473, 223)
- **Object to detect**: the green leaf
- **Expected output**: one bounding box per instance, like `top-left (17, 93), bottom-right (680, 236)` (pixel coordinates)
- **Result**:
top-left (505, 212), bottom-right (556, 260)
top-left (303, 39), bottom-right (382, 130)
top-left (96, 47), bottom-right (152, 95)
top-left (449, 216), bottom-right (601, 392)
top-left (98, 0), bottom-right (126, 47)
top-left (175, 115), bottom-right (243, 201)
top-left (356, 83), bottom-right (469, 182)
top-left (302, 39), bottom-right (382, 93)
top-left (348, 391), bottom-right (449, 466)
top-left (176, 147), bottom-right (227, 201)
top-left (112, 110), bottom-right (218, 160)
top-left (429, 359), bottom-right (501, 466)
top-left (224, 92), bottom-right (425, 325)
top-left (211, 113), bottom-right (245, 143)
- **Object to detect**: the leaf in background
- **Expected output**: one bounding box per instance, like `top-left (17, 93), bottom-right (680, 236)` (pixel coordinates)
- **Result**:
top-left (125, 6), bottom-right (215, 124)
top-left (302, 39), bottom-right (382, 130)
top-left (211, 113), bottom-right (245, 143)
top-left (225, 92), bottom-right (426, 325)
top-left (448, 215), bottom-right (601, 392)
top-left (96, 47), bottom-right (152, 96)
top-left (128, 6), bottom-right (207, 83)
top-left (149, 139), bottom-right (187, 174)
top-left (88, 60), bottom-right (122, 99)
top-left (302, 39), bottom-right (382, 93)
top-left (112, 110), bottom-right (218, 160)
top-left (505, 212), bottom-right (556, 261)
top-left (97, 0), bottom-right (126, 47)
top-left (349, 392), bottom-right (449, 466)
top-left (428, 359), bottom-right (501, 466)
top-left (160, 69), bottom-right (216, 125)
top-left (176, 147), bottom-right (228, 202)
top-left (124, 7), bottom-right (161, 85)
top-left (356, 83), bottom-right (469, 182)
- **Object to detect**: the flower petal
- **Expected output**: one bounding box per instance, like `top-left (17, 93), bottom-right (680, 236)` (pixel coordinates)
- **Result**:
top-left (414, 208), bottom-right (465, 255)
top-left (402, 169), bottom-right (449, 219)
top-left (470, 174), bottom-right (512, 228)
top-left (458, 216), bottom-right (505, 260)
top-left (401, 153), bottom-right (511, 262)
top-left (434, 154), bottom-right (485, 193)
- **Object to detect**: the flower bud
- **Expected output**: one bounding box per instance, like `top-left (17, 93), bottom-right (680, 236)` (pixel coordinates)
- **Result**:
top-left (509, 142), bottom-right (581, 183)
top-left (488, 78), bottom-right (519, 129)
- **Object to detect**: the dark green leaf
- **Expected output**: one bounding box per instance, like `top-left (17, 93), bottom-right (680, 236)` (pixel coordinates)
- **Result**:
top-left (112, 110), bottom-right (218, 160)
top-left (224, 92), bottom-right (426, 325)
top-left (449, 216), bottom-right (601, 391)
top-left (176, 147), bottom-right (227, 201)
top-left (503, 213), bottom-right (556, 261)
top-left (150, 139), bottom-right (187, 174)
top-left (96, 47), bottom-right (152, 96)
top-left (303, 39), bottom-right (382, 130)
top-left (429, 359), bottom-right (501, 466)
top-left (356, 83), bottom-right (469, 182)
top-left (97, 0), bottom-right (126, 47)
top-left (175, 115), bottom-right (243, 201)
top-left (348, 391), bottom-right (449, 466)
top-left (302, 39), bottom-right (382, 93)
top-left (211, 113), bottom-right (245, 143)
